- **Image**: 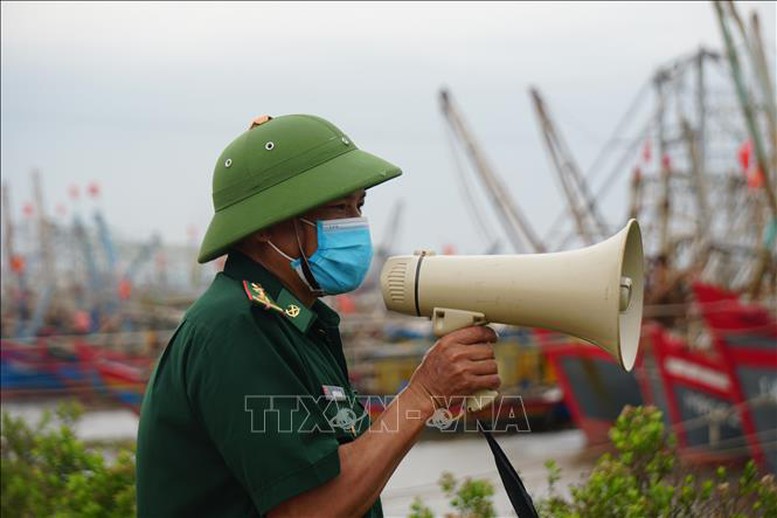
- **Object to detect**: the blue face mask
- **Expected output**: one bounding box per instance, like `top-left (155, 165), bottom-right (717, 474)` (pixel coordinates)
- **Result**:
top-left (270, 217), bottom-right (373, 296)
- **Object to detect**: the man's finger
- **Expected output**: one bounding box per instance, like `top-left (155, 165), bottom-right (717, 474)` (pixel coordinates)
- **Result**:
top-left (469, 359), bottom-right (499, 376)
top-left (463, 344), bottom-right (496, 361)
top-left (474, 374), bottom-right (502, 391)
top-left (447, 325), bottom-right (498, 345)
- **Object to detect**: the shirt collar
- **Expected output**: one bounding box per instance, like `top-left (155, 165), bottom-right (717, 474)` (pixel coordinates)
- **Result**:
top-left (223, 251), bottom-right (340, 334)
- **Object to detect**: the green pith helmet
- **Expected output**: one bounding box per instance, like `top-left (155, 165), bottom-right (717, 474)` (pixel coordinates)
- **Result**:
top-left (198, 114), bottom-right (402, 263)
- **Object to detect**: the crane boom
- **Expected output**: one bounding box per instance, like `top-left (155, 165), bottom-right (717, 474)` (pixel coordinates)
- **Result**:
top-left (529, 88), bottom-right (608, 245)
top-left (439, 89), bottom-right (545, 253)
top-left (443, 119), bottom-right (501, 252)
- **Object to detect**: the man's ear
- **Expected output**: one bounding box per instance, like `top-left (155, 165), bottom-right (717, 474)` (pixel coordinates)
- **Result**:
top-left (234, 230), bottom-right (271, 255)
top-left (253, 230), bottom-right (272, 243)
top-left (256, 219), bottom-right (296, 243)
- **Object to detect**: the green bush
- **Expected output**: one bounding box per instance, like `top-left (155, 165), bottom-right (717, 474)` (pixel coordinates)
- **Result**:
top-left (408, 471), bottom-right (496, 518)
top-left (410, 406), bottom-right (776, 518)
top-left (1, 402), bottom-right (136, 517)
top-left (537, 405), bottom-right (777, 518)
top-left (4, 403), bottom-right (774, 518)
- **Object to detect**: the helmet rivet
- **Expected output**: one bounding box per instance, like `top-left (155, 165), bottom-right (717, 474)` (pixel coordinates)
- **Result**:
top-left (224, 158), bottom-right (232, 168)
top-left (265, 141), bottom-right (275, 151)
top-left (341, 137), bottom-right (350, 145)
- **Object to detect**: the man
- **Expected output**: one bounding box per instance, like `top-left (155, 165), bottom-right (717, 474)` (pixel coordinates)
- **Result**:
top-left (136, 114), bottom-right (500, 517)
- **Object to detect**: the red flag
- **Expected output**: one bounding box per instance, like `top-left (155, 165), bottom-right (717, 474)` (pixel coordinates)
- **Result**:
top-left (641, 138), bottom-right (652, 163)
top-left (10, 255), bottom-right (25, 273)
top-left (661, 154), bottom-right (671, 170)
top-left (336, 294), bottom-right (357, 315)
top-left (118, 278), bottom-right (132, 300)
top-left (738, 140), bottom-right (752, 171)
top-left (87, 182), bottom-right (101, 198)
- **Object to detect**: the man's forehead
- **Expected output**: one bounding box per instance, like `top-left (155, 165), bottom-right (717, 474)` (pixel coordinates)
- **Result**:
top-left (262, 189), bottom-right (367, 234)
top-left (326, 189), bottom-right (366, 204)
top-left (294, 190), bottom-right (366, 219)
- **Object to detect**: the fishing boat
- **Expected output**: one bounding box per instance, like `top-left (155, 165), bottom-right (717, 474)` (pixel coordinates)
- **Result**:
top-left (1, 335), bottom-right (157, 413)
top-left (439, 2), bottom-right (775, 462)
top-left (538, 330), bottom-right (643, 445)
top-left (692, 283), bottom-right (777, 471)
top-left (73, 339), bottom-right (153, 413)
top-left (1, 171), bottom-right (193, 411)
top-left (0, 339), bottom-right (82, 398)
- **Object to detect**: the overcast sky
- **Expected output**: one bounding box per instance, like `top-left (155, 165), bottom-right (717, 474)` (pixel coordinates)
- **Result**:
top-left (2, 1), bottom-right (775, 258)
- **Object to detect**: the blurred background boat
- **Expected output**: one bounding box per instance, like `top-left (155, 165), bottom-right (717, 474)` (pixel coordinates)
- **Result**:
top-left (434, 0), bottom-right (775, 470)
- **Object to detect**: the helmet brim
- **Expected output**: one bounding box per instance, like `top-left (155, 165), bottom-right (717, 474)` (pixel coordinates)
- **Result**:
top-left (197, 148), bottom-right (401, 263)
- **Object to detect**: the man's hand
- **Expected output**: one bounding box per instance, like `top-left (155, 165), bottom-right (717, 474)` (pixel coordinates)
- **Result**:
top-left (269, 325), bottom-right (499, 518)
top-left (406, 325), bottom-right (500, 410)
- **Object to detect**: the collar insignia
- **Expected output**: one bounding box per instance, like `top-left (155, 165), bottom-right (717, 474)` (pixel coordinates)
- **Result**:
top-left (285, 304), bottom-right (301, 318)
top-left (243, 281), bottom-right (285, 315)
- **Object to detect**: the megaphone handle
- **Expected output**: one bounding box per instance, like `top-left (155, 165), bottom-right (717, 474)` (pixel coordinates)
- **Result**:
top-left (431, 308), bottom-right (499, 413)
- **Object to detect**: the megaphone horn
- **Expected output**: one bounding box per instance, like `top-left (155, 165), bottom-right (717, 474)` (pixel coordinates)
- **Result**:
top-left (381, 219), bottom-right (644, 372)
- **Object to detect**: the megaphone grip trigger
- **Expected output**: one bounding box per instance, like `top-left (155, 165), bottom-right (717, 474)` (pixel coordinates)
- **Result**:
top-left (431, 307), bottom-right (487, 337)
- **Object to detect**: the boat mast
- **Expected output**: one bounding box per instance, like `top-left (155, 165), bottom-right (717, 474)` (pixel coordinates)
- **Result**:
top-left (748, 13), bottom-right (777, 175)
top-left (680, 49), bottom-right (715, 265)
top-left (31, 169), bottom-right (55, 284)
top-left (628, 167), bottom-right (643, 221)
top-left (443, 117), bottom-right (501, 252)
top-left (2, 183), bottom-right (16, 286)
top-left (714, 0), bottom-right (777, 298)
top-left (73, 213), bottom-right (101, 332)
top-left (694, 50), bottom-right (712, 248)
top-left (529, 87), bottom-right (608, 245)
top-left (439, 89), bottom-right (545, 253)
top-left (1, 183), bottom-right (27, 327)
top-left (654, 71), bottom-right (672, 260)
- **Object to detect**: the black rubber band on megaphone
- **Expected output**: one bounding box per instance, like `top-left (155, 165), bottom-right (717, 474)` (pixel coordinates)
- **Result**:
top-left (413, 253), bottom-right (425, 317)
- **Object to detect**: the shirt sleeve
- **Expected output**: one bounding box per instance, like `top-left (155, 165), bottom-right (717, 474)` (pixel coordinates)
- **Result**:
top-left (184, 309), bottom-right (341, 514)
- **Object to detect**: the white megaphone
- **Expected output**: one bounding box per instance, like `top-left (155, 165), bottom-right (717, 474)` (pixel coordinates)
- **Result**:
top-left (380, 219), bottom-right (644, 412)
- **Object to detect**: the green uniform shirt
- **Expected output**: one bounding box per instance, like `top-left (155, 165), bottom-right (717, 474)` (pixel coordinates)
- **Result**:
top-left (136, 252), bottom-right (379, 517)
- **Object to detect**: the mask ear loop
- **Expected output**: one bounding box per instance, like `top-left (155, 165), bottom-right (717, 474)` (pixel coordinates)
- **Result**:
top-left (293, 218), bottom-right (325, 297)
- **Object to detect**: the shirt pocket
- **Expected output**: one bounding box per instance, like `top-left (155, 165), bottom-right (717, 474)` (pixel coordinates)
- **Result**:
top-left (317, 384), bottom-right (371, 444)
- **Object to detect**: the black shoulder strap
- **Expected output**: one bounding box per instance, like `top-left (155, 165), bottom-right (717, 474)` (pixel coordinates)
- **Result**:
top-left (480, 427), bottom-right (539, 518)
